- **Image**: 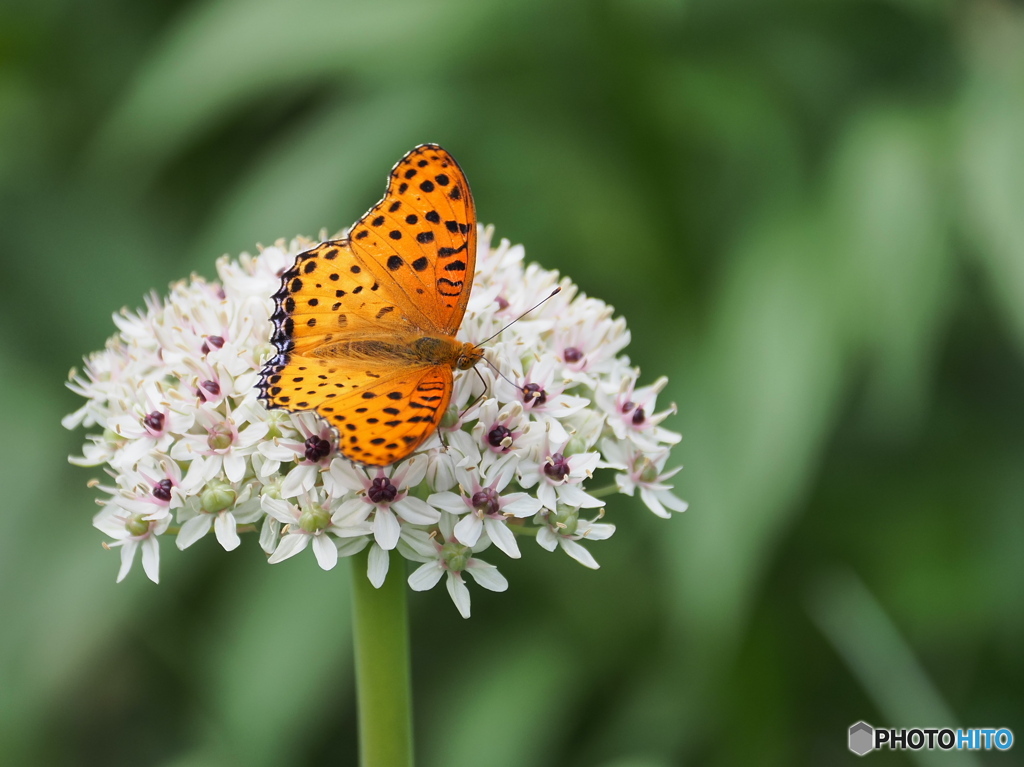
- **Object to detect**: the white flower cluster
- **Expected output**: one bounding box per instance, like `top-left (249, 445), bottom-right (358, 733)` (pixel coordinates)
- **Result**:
top-left (64, 226), bottom-right (686, 617)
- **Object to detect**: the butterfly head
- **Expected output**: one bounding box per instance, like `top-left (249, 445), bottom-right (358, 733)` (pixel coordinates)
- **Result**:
top-left (456, 342), bottom-right (485, 371)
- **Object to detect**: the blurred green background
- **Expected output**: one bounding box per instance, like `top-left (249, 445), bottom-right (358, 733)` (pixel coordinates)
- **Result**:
top-left (2, 0), bottom-right (1023, 764)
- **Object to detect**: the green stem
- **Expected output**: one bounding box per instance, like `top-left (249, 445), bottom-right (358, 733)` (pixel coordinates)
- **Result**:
top-left (350, 548), bottom-right (414, 767)
top-left (586, 483), bottom-right (620, 498)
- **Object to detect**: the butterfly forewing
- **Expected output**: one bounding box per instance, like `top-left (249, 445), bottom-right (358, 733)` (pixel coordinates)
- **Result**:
top-left (258, 143), bottom-right (478, 466)
top-left (347, 144), bottom-right (476, 334)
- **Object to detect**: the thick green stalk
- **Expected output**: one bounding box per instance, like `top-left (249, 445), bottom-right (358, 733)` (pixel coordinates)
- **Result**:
top-left (350, 548), bottom-right (414, 767)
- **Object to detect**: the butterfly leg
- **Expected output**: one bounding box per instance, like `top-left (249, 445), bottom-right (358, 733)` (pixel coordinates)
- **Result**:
top-left (459, 366), bottom-right (490, 420)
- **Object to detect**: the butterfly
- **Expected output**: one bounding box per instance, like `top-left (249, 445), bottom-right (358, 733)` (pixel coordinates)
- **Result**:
top-left (257, 144), bottom-right (483, 467)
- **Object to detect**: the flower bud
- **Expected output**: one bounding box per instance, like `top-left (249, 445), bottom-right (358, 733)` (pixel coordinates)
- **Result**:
top-left (126, 513), bottom-right (150, 537)
top-left (552, 505), bottom-right (579, 536)
top-left (200, 479), bottom-right (236, 513)
top-left (298, 503), bottom-right (331, 533)
top-left (207, 423), bottom-right (234, 450)
top-left (441, 541), bottom-right (471, 573)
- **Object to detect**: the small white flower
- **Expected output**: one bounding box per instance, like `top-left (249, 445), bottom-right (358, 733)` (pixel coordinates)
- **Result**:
top-left (517, 432), bottom-right (605, 511)
top-left (536, 508), bottom-right (615, 569)
top-left (428, 462), bottom-right (542, 558)
top-left (326, 456), bottom-right (439, 551)
top-left (94, 504), bottom-right (171, 583)
top-left (176, 479), bottom-right (262, 551)
top-left (601, 439), bottom-right (688, 519)
top-left (262, 490), bottom-right (352, 570)
top-left (403, 514), bottom-right (508, 618)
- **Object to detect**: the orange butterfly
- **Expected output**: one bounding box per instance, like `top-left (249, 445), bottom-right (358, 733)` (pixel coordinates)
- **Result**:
top-left (257, 144), bottom-right (483, 466)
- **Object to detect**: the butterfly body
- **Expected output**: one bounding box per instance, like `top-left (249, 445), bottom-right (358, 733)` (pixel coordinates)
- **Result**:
top-left (257, 144), bottom-right (480, 466)
top-left (311, 334), bottom-right (481, 370)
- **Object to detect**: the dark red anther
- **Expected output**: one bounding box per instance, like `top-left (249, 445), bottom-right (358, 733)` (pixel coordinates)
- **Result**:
top-left (631, 407), bottom-right (646, 425)
top-left (143, 411), bottom-right (165, 432)
top-left (544, 453), bottom-right (570, 481)
top-left (495, 295), bottom-right (509, 311)
top-left (563, 347), bottom-right (583, 364)
top-left (522, 383), bottom-right (547, 407)
top-left (622, 401), bottom-right (636, 413)
top-left (487, 425), bottom-right (513, 449)
top-left (303, 435), bottom-right (332, 462)
top-left (472, 488), bottom-right (501, 515)
top-left (368, 476), bottom-right (398, 504)
top-left (153, 479), bottom-right (173, 502)
top-left (207, 336), bottom-right (225, 349)
top-left (200, 380), bottom-right (221, 397)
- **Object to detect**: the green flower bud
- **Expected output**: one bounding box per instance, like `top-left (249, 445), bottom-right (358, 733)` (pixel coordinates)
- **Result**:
top-left (298, 503), bottom-right (331, 533)
top-left (201, 479), bottom-right (236, 513)
top-left (265, 409), bottom-right (290, 439)
top-left (441, 541), bottom-right (472, 573)
top-left (207, 423), bottom-right (234, 451)
top-left (125, 513), bottom-right (150, 537)
top-left (564, 433), bottom-right (588, 456)
top-left (260, 476), bottom-right (284, 500)
top-left (552, 505), bottom-right (579, 536)
top-left (636, 455), bottom-right (660, 484)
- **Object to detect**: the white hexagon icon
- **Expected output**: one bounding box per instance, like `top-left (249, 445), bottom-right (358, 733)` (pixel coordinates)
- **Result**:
top-left (848, 721), bottom-right (874, 756)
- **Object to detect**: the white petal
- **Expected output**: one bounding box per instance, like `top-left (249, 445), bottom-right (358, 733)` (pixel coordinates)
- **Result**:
top-left (259, 515), bottom-right (280, 554)
top-left (336, 536), bottom-right (369, 557)
top-left (654, 487), bottom-right (689, 513)
top-left (465, 559), bottom-right (509, 591)
top-left (483, 518), bottom-right (520, 559)
top-left (140, 536), bottom-right (161, 583)
top-left (399, 455), bottom-right (428, 488)
top-left (328, 459), bottom-right (368, 493)
top-left (177, 514), bottom-right (213, 550)
top-left (262, 497), bottom-right (297, 524)
top-left (500, 493), bottom-right (543, 518)
top-left (560, 538), bottom-right (600, 569)
top-left (332, 497), bottom-right (371, 525)
top-left (214, 511), bottom-right (241, 551)
top-left (486, 460), bottom-right (517, 493)
top-left (232, 498), bottom-right (264, 524)
top-left (426, 491), bottom-right (468, 514)
top-left (580, 522), bottom-right (616, 541)
top-left (223, 452), bottom-right (246, 484)
top-left (258, 441), bottom-right (296, 461)
top-left (367, 543), bottom-right (390, 588)
top-left (115, 540), bottom-right (138, 582)
top-left (372, 508), bottom-right (401, 550)
top-left (536, 526), bottom-right (558, 552)
top-left (268, 533), bottom-right (310, 563)
top-left (558, 484), bottom-right (605, 508)
top-left (568, 451), bottom-right (601, 475)
top-left (312, 534), bottom-right (339, 570)
top-left (281, 463), bottom-right (316, 499)
top-left (179, 457), bottom-right (209, 494)
top-left (397, 529), bottom-right (437, 559)
top-left (454, 514), bottom-right (483, 547)
top-left (537, 482), bottom-right (558, 510)
top-left (393, 496), bottom-right (441, 525)
top-left (408, 561), bottom-right (445, 591)
top-left (446, 572), bottom-right (472, 618)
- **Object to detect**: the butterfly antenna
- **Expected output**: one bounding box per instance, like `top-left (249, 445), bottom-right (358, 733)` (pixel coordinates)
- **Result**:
top-left (481, 356), bottom-right (524, 393)
top-left (473, 288), bottom-right (561, 349)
